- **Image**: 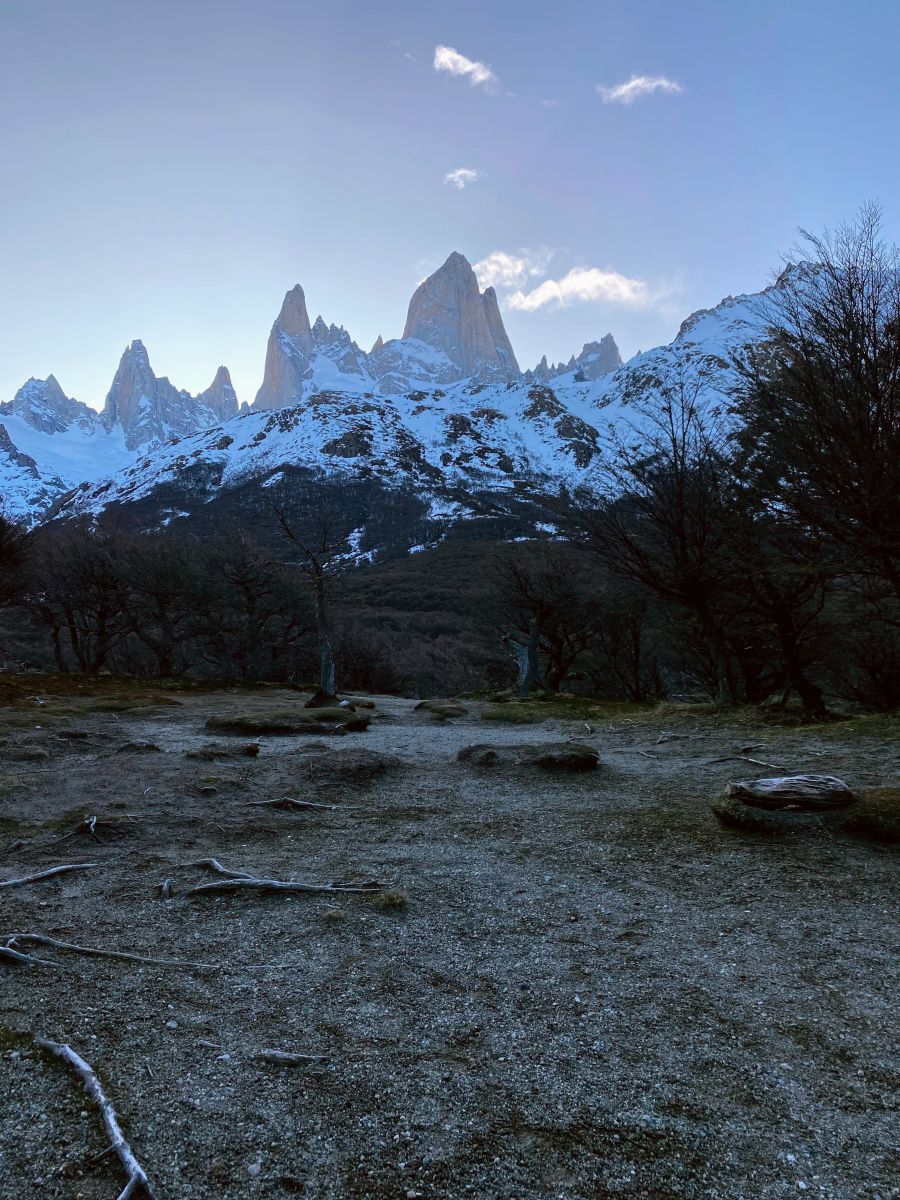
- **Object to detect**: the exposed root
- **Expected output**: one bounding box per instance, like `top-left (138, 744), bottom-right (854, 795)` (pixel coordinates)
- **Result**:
top-left (34, 1036), bottom-right (155, 1199)
top-left (245, 798), bottom-right (348, 812)
top-left (0, 863), bottom-right (99, 889)
top-left (0, 943), bottom-right (58, 967)
top-left (254, 1048), bottom-right (331, 1065)
top-left (706, 755), bottom-right (787, 771)
top-left (186, 858), bottom-right (384, 897)
top-left (2, 933), bottom-right (217, 971)
top-left (59, 814), bottom-right (135, 844)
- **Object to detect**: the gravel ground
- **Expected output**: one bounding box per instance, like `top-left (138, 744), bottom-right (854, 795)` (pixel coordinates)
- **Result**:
top-left (0, 686), bottom-right (897, 1200)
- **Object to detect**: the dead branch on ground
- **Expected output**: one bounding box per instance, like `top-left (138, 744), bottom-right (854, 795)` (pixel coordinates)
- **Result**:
top-left (1, 933), bottom-right (217, 971)
top-left (186, 857), bottom-right (383, 898)
top-left (245, 798), bottom-right (352, 812)
top-left (705, 755), bottom-right (787, 771)
top-left (35, 1036), bottom-right (155, 1200)
top-left (254, 1048), bottom-right (331, 1065)
top-left (0, 863), bottom-right (98, 889)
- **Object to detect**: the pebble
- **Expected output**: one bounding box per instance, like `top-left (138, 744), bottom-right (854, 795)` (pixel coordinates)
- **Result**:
top-left (247, 1161), bottom-right (262, 1178)
top-left (165, 1019), bottom-right (178, 1030)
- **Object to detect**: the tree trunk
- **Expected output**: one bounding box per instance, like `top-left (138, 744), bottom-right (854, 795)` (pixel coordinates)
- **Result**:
top-left (313, 571), bottom-right (336, 695)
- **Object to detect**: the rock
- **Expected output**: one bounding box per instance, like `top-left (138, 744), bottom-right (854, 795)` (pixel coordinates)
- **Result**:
top-left (185, 742), bottom-right (261, 760)
top-left (414, 699), bottom-right (469, 719)
top-left (115, 741), bottom-right (163, 754)
top-left (402, 252), bottom-right (520, 381)
top-left (457, 742), bottom-right (600, 771)
top-left (726, 775), bottom-right (856, 811)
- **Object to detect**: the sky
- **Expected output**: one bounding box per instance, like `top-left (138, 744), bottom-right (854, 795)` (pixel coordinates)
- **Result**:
top-left (2, 0), bottom-right (900, 410)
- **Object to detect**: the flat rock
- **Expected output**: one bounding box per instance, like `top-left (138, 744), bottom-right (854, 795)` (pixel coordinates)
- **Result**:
top-left (727, 774), bottom-right (856, 811)
top-left (458, 742), bottom-right (599, 771)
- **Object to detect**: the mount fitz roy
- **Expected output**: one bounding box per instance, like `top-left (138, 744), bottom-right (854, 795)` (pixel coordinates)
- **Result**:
top-left (1, 250), bottom-right (781, 550)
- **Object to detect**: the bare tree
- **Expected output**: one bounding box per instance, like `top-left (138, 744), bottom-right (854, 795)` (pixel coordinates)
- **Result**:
top-left (272, 494), bottom-right (364, 697)
top-left (737, 202), bottom-right (900, 599)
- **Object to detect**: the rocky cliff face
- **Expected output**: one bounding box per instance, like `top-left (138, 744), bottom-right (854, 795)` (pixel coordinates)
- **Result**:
top-left (0, 375), bottom-right (100, 435)
top-left (197, 366), bottom-right (239, 423)
top-left (528, 333), bottom-right (622, 383)
top-left (402, 252), bottom-right (520, 381)
top-left (102, 340), bottom-right (234, 450)
top-left (254, 286), bottom-right (370, 410)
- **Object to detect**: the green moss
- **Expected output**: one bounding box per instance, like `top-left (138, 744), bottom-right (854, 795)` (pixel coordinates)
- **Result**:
top-left (842, 788), bottom-right (900, 844)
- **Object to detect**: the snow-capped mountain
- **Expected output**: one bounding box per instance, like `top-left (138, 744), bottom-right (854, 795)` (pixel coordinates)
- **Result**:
top-left (1, 252), bottom-right (786, 541)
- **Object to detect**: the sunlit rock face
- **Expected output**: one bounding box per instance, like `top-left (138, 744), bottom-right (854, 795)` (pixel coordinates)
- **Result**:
top-left (197, 365), bottom-right (239, 423)
top-left (102, 340), bottom-right (220, 450)
top-left (402, 252), bottom-right (520, 382)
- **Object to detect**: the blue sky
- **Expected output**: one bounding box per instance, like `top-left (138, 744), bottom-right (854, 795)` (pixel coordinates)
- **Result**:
top-left (2, 0), bottom-right (899, 409)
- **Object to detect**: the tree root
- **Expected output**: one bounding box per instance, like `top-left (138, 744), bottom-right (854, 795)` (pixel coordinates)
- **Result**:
top-left (59, 815), bottom-right (135, 844)
top-left (245, 798), bottom-right (350, 812)
top-left (1, 933), bottom-right (217, 971)
top-left (186, 857), bottom-right (383, 897)
top-left (253, 1048), bottom-right (331, 1065)
top-left (34, 1036), bottom-right (155, 1199)
top-left (0, 863), bottom-right (99, 889)
top-left (706, 755), bottom-right (787, 771)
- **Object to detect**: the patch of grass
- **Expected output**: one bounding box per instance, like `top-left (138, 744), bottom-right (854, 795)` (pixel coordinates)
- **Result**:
top-left (480, 697), bottom-right (654, 725)
top-left (711, 795), bottom-right (782, 835)
top-left (371, 889), bottom-right (408, 912)
top-left (843, 788), bottom-right (900, 844)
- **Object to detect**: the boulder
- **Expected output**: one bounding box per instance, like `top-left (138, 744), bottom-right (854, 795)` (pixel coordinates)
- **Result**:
top-left (457, 742), bottom-right (599, 772)
top-left (726, 775), bottom-right (856, 812)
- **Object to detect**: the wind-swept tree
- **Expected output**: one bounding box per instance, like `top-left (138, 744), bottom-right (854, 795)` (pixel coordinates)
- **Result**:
top-left (737, 203), bottom-right (900, 599)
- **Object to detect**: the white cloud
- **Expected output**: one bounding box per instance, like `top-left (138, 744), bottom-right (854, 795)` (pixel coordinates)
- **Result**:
top-left (597, 75), bottom-right (683, 105)
top-left (473, 249), bottom-right (552, 289)
top-left (433, 45), bottom-right (500, 92)
top-left (506, 266), bottom-right (651, 311)
top-left (444, 167), bottom-right (483, 190)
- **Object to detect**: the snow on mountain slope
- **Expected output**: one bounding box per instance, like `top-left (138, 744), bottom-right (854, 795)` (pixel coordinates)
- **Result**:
top-left (3, 260), bottom-right (789, 533)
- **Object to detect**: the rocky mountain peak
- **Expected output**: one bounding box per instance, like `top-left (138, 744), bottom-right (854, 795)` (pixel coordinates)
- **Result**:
top-left (402, 252), bottom-right (520, 381)
top-left (276, 285), bottom-right (314, 351)
top-left (197, 365), bottom-right (239, 422)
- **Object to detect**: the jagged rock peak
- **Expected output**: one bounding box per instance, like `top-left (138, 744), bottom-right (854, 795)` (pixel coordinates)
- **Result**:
top-left (197, 365), bottom-right (239, 422)
top-left (370, 335), bottom-right (384, 354)
top-left (575, 333), bottom-right (622, 380)
top-left (402, 252), bottom-right (520, 381)
top-left (2, 374), bottom-right (99, 435)
top-left (276, 285), bottom-right (314, 350)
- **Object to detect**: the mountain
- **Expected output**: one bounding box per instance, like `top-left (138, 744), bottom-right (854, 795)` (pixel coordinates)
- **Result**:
top-left (102, 340), bottom-right (235, 450)
top-left (403, 252), bottom-right (520, 380)
top-left (196, 366), bottom-right (239, 424)
top-left (1, 255), bottom-right (788, 543)
top-left (528, 333), bottom-right (622, 383)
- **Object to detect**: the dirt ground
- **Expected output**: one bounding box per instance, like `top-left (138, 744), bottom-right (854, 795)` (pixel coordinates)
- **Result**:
top-left (0, 683), bottom-right (897, 1200)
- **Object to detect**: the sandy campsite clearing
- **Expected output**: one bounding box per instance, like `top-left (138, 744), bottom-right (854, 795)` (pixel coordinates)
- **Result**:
top-left (0, 681), bottom-right (897, 1200)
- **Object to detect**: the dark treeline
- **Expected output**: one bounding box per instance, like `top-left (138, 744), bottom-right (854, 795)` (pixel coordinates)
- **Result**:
top-left (1, 206), bottom-right (898, 712)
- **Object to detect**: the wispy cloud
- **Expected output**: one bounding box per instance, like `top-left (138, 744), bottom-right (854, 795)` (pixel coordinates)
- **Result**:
top-left (444, 167), bottom-right (483, 190)
top-left (433, 45), bottom-right (499, 92)
top-left (474, 249), bottom-right (552, 289)
top-left (506, 266), bottom-right (652, 311)
top-left (596, 75), bottom-right (683, 105)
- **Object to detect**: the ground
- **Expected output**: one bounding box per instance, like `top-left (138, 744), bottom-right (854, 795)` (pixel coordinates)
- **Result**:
top-left (0, 682), bottom-right (897, 1200)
